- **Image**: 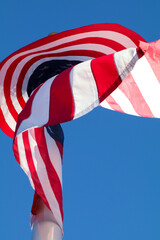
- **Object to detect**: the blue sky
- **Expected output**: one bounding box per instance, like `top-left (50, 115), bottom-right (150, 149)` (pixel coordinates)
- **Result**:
top-left (1, 0), bottom-right (160, 240)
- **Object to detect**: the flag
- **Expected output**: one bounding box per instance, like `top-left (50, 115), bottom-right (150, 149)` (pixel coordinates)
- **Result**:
top-left (1, 23), bottom-right (155, 232)
top-left (0, 23), bottom-right (145, 138)
top-left (13, 47), bottom-right (142, 231)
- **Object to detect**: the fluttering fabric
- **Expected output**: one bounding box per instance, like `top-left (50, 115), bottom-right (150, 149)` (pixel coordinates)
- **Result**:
top-left (0, 23), bottom-right (159, 232)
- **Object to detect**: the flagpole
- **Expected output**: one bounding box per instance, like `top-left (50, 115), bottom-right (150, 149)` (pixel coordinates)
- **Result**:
top-left (31, 198), bottom-right (62, 240)
top-left (31, 220), bottom-right (62, 240)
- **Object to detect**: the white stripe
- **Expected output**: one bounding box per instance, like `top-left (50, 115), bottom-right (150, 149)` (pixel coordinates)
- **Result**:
top-left (0, 83), bottom-right (17, 132)
top-left (110, 88), bottom-right (139, 116)
top-left (10, 92), bottom-right (23, 114)
top-left (44, 128), bottom-right (62, 185)
top-left (100, 99), bottom-right (112, 110)
top-left (16, 134), bottom-right (35, 189)
top-left (131, 56), bottom-right (160, 117)
top-left (17, 76), bottom-right (54, 135)
top-left (28, 129), bottom-right (63, 230)
top-left (70, 60), bottom-right (99, 119)
top-left (1, 103), bottom-right (16, 131)
top-left (114, 48), bottom-right (138, 80)
top-left (46, 43), bottom-right (115, 55)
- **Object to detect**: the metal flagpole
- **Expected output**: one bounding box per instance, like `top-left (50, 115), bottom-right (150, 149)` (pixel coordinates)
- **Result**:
top-left (31, 198), bottom-right (62, 240)
top-left (31, 221), bottom-right (62, 240)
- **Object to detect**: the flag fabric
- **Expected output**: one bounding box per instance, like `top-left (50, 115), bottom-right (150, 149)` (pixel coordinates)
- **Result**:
top-left (2, 23), bottom-right (160, 233)
top-left (100, 40), bottom-right (160, 117)
top-left (0, 23), bottom-right (145, 138)
top-left (13, 47), bottom-right (141, 231)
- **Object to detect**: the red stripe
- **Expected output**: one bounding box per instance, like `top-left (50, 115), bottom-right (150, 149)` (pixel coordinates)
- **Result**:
top-left (48, 67), bottom-right (75, 125)
top-left (137, 47), bottom-right (144, 58)
top-left (105, 95), bottom-right (125, 113)
top-left (0, 109), bottom-right (14, 138)
top-left (91, 54), bottom-right (122, 102)
top-left (12, 137), bottom-right (20, 164)
top-left (31, 192), bottom-right (41, 215)
top-left (34, 127), bottom-right (63, 220)
top-left (55, 141), bottom-right (63, 164)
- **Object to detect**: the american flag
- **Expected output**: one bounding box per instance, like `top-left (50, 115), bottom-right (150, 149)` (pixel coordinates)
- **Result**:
top-left (0, 23), bottom-right (145, 138)
top-left (2, 23), bottom-right (160, 232)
